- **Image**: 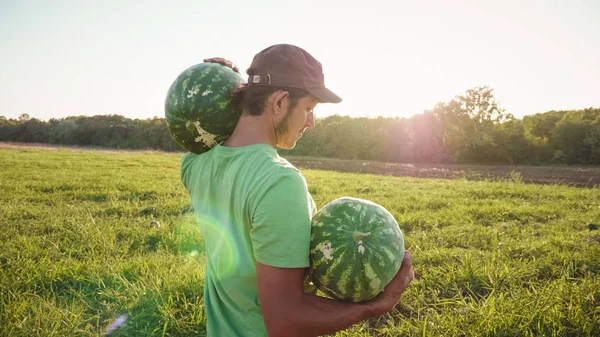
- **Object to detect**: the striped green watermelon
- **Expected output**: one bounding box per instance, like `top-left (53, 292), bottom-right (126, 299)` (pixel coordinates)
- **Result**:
top-left (308, 197), bottom-right (405, 302)
top-left (165, 62), bottom-right (245, 154)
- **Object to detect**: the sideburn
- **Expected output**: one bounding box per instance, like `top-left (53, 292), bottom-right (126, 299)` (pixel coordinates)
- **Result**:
top-left (275, 105), bottom-right (293, 139)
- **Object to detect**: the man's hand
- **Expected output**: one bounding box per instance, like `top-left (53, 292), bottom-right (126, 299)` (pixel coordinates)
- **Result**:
top-left (203, 57), bottom-right (240, 74)
top-left (366, 250), bottom-right (414, 316)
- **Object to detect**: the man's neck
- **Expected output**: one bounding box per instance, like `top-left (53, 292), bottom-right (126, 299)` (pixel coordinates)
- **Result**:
top-left (223, 113), bottom-right (277, 149)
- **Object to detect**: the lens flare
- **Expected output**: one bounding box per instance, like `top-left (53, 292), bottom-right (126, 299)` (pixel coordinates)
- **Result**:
top-left (194, 211), bottom-right (241, 277)
top-left (104, 314), bottom-right (127, 335)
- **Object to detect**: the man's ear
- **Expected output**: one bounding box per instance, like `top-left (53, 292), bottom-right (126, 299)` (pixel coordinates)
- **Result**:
top-left (269, 90), bottom-right (289, 115)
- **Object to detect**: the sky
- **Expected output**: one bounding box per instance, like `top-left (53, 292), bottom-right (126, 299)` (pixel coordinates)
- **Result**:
top-left (1, 0), bottom-right (599, 121)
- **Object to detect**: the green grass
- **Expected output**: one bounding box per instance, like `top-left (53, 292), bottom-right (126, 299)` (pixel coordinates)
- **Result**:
top-left (1, 147), bottom-right (599, 337)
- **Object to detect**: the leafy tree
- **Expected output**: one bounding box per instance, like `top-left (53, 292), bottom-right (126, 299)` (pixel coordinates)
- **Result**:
top-left (523, 110), bottom-right (565, 139)
top-left (430, 86), bottom-right (515, 163)
top-left (48, 119), bottom-right (79, 144)
top-left (552, 108), bottom-right (600, 164)
top-left (584, 126), bottom-right (600, 165)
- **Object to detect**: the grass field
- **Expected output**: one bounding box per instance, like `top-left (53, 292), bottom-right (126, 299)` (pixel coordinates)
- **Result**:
top-left (1, 146), bottom-right (599, 337)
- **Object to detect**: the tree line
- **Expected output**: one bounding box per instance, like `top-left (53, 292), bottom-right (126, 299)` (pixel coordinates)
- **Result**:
top-left (1, 86), bottom-right (599, 165)
top-left (0, 114), bottom-right (181, 152)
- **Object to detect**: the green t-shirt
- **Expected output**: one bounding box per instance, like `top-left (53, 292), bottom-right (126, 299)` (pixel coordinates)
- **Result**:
top-left (180, 143), bottom-right (316, 337)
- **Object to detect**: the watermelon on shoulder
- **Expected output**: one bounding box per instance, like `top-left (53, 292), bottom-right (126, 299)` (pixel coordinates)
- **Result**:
top-left (165, 62), bottom-right (245, 154)
top-left (308, 197), bottom-right (405, 302)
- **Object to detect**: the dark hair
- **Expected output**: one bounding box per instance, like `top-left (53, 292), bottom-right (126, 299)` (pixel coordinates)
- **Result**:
top-left (231, 68), bottom-right (310, 116)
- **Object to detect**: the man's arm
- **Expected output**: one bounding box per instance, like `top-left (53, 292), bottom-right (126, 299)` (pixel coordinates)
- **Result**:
top-left (256, 251), bottom-right (414, 337)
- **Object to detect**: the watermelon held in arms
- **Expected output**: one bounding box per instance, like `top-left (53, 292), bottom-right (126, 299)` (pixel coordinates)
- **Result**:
top-left (308, 197), bottom-right (405, 303)
top-left (164, 62), bottom-right (245, 154)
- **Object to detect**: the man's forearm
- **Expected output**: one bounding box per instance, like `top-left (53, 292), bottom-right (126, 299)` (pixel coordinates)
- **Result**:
top-left (279, 293), bottom-right (381, 337)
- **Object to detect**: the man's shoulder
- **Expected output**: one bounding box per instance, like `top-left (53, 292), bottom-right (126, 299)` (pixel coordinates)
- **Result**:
top-left (237, 146), bottom-right (301, 176)
top-left (259, 155), bottom-right (307, 189)
top-left (239, 152), bottom-right (307, 201)
top-left (180, 151), bottom-right (197, 168)
top-left (180, 150), bottom-right (210, 176)
top-left (270, 155), bottom-right (301, 173)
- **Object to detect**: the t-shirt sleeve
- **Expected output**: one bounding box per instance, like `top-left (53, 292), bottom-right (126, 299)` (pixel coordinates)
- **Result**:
top-left (250, 170), bottom-right (313, 268)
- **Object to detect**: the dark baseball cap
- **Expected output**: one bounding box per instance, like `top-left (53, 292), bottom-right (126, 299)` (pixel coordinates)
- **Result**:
top-left (247, 44), bottom-right (342, 103)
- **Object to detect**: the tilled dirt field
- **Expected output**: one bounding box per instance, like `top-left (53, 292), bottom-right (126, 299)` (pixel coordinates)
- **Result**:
top-left (287, 156), bottom-right (600, 188)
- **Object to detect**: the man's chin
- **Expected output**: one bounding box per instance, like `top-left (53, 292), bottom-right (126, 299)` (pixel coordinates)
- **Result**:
top-left (277, 141), bottom-right (297, 150)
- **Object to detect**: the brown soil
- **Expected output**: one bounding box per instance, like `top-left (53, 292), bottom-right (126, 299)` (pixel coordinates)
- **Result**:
top-left (286, 156), bottom-right (600, 188)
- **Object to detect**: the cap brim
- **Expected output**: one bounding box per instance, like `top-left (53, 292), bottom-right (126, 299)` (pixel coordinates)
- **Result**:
top-left (306, 86), bottom-right (342, 103)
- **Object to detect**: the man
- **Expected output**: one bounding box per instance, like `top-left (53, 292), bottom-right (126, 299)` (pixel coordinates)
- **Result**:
top-left (180, 44), bottom-right (414, 337)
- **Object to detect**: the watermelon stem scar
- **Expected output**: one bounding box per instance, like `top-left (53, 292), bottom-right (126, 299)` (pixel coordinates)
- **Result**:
top-left (352, 231), bottom-right (371, 242)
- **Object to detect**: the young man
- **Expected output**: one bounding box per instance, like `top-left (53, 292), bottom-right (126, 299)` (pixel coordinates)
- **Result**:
top-left (180, 44), bottom-right (414, 337)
